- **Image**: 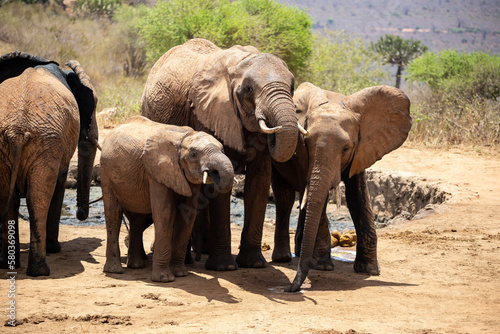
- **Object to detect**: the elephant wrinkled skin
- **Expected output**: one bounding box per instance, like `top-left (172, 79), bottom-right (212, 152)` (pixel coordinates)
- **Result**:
top-left (101, 116), bottom-right (234, 282)
top-left (0, 51), bottom-right (98, 276)
top-left (271, 82), bottom-right (412, 292)
top-left (141, 38), bottom-right (299, 270)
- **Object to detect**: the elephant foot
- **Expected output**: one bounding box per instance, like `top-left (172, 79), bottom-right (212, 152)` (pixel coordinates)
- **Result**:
top-left (26, 259), bottom-right (50, 277)
top-left (171, 264), bottom-right (189, 277)
top-left (271, 247), bottom-right (292, 263)
top-left (104, 255), bottom-right (124, 274)
top-left (151, 268), bottom-right (175, 283)
top-left (127, 255), bottom-right (147, 269)
top-left (236, 249), bottom-right (267, 268)
top-left (104, 258), bottom-right (124, 274)
top-left (315, 255), bottom-right (334, 271)
top-left (46, 240), bottom-right (61, 253)
top-left (205, 254), bottom-right (237, 271)
top-left (354, 258), bottom-right (380, 275)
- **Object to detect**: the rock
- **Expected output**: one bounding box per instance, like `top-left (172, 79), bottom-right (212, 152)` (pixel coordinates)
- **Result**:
top-left (96, 107), bottom-right (118, 129)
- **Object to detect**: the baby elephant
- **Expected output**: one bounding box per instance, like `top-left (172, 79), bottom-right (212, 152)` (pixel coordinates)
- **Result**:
top-left (101, 116), bottom-right (234, 282)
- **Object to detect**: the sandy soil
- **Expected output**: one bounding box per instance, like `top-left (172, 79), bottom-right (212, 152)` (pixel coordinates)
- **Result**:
top-left (2, 142), bottom-right (500, 334)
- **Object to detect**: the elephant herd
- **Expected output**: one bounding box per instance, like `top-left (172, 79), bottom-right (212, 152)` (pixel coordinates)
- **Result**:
top-left (0, 38), bottom-right (411, 292)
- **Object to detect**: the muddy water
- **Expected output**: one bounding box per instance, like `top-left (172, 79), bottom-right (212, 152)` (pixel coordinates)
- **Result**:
top-left (19, 186), bottom-right (354, 231)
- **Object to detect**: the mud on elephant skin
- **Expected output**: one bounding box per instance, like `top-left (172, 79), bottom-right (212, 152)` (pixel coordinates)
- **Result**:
top-left (141, 38), bottom-right (307, 271)
top-left (101, 116), bottom-right (234, 283)
top-left (271, 82), bottom-right (412, 292)
top-left (0, 51), bottom-right (98, 277)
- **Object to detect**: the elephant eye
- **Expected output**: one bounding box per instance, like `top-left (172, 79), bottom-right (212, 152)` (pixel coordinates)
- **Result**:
top-left (190, 150), bottom-right (198, 159)
top-left (243, 85), bottom-right (253, 95)
top-left (342, 146), bottom-right (350, 155)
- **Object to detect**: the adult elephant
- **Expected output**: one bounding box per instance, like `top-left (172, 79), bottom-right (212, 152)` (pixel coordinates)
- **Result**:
top-left (271, 82), bottom-right (412, 292)
top-left (142, 38), bottom-right (304, 270)
top-left (0, 51), bottom-right (98, 276)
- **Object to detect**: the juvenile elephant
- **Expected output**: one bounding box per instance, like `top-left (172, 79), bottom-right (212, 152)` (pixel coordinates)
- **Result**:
top-left (142, 38), bottom-right (306, 270)
top-left (101, 116), bottom-right (234, 282)
top-left (0, 51), bottom-right (98, 276)
top-left (271, 82), bottom-right (412, 292)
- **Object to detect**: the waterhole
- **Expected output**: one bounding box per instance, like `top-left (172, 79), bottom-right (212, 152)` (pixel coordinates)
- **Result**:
top-left (18, 167), bottom-right (458, 230)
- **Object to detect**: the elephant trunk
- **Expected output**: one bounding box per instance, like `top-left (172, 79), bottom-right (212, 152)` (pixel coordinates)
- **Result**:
top-left (76, 136), bottom-right (97, 220)
top-left (289, 153), bottom-right (339, 292)
top-left (260, 83), bottom-right (298, 163)
top-left (67, 60), bottom-right (98, 221)
top-left (203, 153), bottom-right (235, 195)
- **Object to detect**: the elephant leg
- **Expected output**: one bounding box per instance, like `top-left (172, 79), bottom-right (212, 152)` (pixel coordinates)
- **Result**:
top-left (294, 198), bottom-right (305, 257)
top-left (205, 187), bottom-right (237, 271)
top-left (125, 211), bottom-right (150, 269)
top-left (150, 180), bottom-right (176, 282)
top-left (344, 171), bottom-right (380, 275)
top-left (0, 191), bottom-right (21, 270)
top-left (25, 163), bottom-right (60, 276)
top-left (46, 168), bottom-right (68, 254)
top-left (236, 152), bottom-right (271, 268)
top-left (171, 189), bottom-right (199, 277)
top-left (271, 166), bottom-right (294, 262)
top-left (314, 203), bottom-right (334, 271)
top-left (102, 184), bottom-right (124, 274)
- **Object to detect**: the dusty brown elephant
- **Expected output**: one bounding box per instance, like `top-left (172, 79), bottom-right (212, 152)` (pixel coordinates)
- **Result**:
top-left (141, 38), bottom-right (306, 270)
top-left (101, 116), bottom-right (234, 282)
top-left (271, 82), bottom-right (412, 292)
top-left (0, 51), bottom-right (98, 276)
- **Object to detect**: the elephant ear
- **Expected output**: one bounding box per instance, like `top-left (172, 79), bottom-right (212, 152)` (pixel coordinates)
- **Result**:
top-left (188, 46), bottom-right (257, 152)
top-left (140, 130), bottom-right (192, 197)
top-left (343, 85), bottom-right (412, 177)
top-left (65, 60), bottom-right (98, 139)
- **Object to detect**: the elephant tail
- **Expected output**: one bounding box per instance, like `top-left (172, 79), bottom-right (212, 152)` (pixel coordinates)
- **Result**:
top-left (1, 132), bottom-right (30, 225)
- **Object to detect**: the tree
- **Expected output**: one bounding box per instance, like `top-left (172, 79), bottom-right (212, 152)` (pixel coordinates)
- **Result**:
top-left (407, 50), bottom-right (500, 100)
top-left (138, 0), bottom-right (313, 75)
top-left (299, 31), bottom-right (389, 95)
top-left (372, 34), bottom-right (428, 88)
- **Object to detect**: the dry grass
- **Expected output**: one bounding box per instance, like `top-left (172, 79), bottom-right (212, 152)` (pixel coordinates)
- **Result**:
top-left (407, 86), bottom-right (500, 150)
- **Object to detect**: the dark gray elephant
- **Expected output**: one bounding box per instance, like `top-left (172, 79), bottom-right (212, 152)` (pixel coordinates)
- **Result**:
top-left (141, 38), bottom-right (306, 270)
top-left (0, 51), bottom-right (98, 276)
top-left (101, 116), bottom-right (234, 282)
top-left (271, 82), bottom-right (412, 291)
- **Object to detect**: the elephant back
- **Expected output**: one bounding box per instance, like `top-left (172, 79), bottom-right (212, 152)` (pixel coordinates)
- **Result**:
top-left (141, 39), bottom-right (221, 125)
top-left (0, 51), bottom-right (58, 85)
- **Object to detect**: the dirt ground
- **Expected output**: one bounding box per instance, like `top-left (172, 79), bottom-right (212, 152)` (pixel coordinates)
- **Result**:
top-left (2, 140), bottom-right (500, 334)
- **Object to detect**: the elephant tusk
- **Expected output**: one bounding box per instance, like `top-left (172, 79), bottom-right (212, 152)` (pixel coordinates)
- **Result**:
top-left (300, 187), bottom-right (308, 210)
top-left (234, 177), bottom-right (239, 184)
top-left (203, 171), bottom-right (208, 184)
top-left (259, 119), bottom-right (282, 134)
top-left (90, 137), bottom-right (102, 151)
top-left (298, 122), bottom-right (309, 136)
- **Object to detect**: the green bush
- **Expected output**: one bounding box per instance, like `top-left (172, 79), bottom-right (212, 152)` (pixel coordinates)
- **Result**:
top-left (138, 0), bottom-right (312, 75)
top-left (407, 50), bottom-right (500, 100)
top-left (299, 31), bottom-right (389, 95)
top-left (74, 0), bottom-right (123, 18)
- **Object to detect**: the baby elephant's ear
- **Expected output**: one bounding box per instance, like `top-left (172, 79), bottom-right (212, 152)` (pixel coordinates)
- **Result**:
top-left (140, 130), bottom-right (192, 197)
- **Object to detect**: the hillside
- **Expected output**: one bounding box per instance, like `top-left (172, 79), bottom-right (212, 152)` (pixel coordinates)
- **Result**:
top-left (278, 0), bottom-right (500, 54)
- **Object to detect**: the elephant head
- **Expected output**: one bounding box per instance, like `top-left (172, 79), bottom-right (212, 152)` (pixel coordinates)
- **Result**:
top-left (289, 82), bottom-right (412, 292)
top-left (140, 128), bottom-right (235, 197)
top-left (188, 44), bottom-right (301, 162)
